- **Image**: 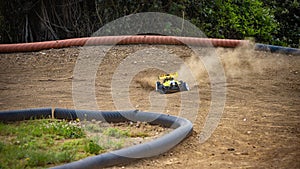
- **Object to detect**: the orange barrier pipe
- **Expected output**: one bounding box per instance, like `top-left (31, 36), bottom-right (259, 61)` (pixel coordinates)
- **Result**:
top-left (0, 35), bottom-right (249, 53)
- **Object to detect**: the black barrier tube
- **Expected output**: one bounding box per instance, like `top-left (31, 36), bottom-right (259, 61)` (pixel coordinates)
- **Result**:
top-left (52, 108), bottom-right (193, 169)
top-left (0, 108), bottom-right (52, 121)
top-left (255, 43), bottom-right (300, 55)
top-left (54, 108), bottom-right (180, 128)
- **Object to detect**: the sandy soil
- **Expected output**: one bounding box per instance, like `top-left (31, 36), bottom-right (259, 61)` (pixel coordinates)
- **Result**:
top-left (0, 45), bottom-right (299, 169)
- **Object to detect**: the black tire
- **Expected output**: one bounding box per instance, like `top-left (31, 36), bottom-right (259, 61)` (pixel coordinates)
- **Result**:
top-left (156, 82), bottom-right (165, 94)
top-left (180, 82), bottom-right (189, 91)
top-left (155, 82), bottom-right (160, 90)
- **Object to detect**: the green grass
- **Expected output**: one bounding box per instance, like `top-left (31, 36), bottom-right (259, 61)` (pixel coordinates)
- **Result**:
top-left (85, 124), bottom-right (129, 151)
top-left (103, 127), bottom-right (130, 138)
top-left (0, 119), bottom-right (116, 169)
top-left (0, 119), bottom-right (154, 169)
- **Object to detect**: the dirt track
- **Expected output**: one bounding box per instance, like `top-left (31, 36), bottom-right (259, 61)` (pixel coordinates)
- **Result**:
top-left (0, 45), bottom-right (299, 168)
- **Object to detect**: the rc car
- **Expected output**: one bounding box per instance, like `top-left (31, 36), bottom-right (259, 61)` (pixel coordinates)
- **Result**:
top-left (155, 72), bottom-right (189, 94)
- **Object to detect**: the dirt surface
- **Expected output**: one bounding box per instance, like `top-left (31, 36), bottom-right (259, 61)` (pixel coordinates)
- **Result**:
top-left (0, 45), bottom-right (299, 168)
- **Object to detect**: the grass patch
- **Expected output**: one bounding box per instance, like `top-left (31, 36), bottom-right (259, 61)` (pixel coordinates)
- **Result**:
top-left (103, 127), bottom-right (130, 138)
top-left (0, 119), bottom-right (113, 169)
top-left (0, 119), bottom-right (166, 169)
top-left (0, 119), bottom-right (89, 169)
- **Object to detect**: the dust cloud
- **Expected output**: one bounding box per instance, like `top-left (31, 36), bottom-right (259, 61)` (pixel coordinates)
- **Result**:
top-left (135, 76), bottom-right (157, 90)
top-left (177, 45), bottom-right (288, 86)
top-left (177, 53), bottom-right (208, 88)
top-left (218, 46), bottom-right (289, 79)
top-left (218, 46), bottom-right (262, 79)
top-left (134, 69), bottom-right (165, 90)
top-left (134, 45), bottom-right (289, 91)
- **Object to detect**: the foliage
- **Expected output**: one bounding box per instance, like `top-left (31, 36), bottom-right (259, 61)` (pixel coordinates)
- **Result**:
top-left (84, 139), bottom-right (104, 155)
top-left (0, 0), bottom-right (99, 43)
top-left (262, 0), bottom-right (299, 47)
top-left (0, 0), bottom-right (298, 47)
top-left (186, 0), bottom-right (279, 43)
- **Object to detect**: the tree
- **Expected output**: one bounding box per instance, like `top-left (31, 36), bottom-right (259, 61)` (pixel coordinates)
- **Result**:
top-left (263, 0), bottom-right (299, 47)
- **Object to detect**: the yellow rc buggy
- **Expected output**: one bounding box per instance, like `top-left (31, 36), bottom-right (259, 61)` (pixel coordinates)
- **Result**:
top-left (155, 72), bottom-right (189, 94)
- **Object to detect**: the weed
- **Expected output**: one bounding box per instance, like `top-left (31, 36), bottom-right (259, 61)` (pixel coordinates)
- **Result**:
top-left (129, 131), bottom-right (149, 138)
top-left (103, 127), bottom-right (130, 138)
top-left (0, 141), bottom-right (4, 152)
top-left (40, 119), bottom-right (85, 139)
top-left (85, 123), bottom-right (103, 133)
top-left (84, 139), bottom-right (104, 155)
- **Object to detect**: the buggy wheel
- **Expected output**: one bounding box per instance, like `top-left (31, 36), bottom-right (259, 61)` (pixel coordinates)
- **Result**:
top-left (156, 82), bottom-right (165, 94)
top-left (180, 82), bottom-right (189, 91)
top-left (156, 82), bottom-right (160, 91)
top-left (158, 89), bottom-right (166, 94)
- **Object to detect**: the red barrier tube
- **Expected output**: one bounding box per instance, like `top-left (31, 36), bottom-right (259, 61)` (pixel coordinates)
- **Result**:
top-left (0, 35), bottom-right (249, 53)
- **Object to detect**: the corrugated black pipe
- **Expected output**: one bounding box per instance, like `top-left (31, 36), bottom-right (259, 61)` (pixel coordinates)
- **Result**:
top-left (0, 108), bottom-right (52, 121)
top-left (255, 43), bottom-right (300, 55)
top-left (52, 108), bottom-right (192, 169)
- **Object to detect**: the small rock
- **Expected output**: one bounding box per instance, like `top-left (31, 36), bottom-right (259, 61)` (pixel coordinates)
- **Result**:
top-left (227, 148), bottom-right (235, 151)
top-left (136, 121), bottom-right (141, 127)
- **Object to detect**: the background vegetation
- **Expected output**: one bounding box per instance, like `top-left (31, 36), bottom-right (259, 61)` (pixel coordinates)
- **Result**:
top-left (0, 0), bottom-right (298, 47)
